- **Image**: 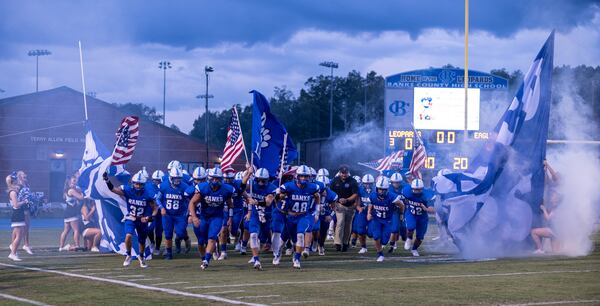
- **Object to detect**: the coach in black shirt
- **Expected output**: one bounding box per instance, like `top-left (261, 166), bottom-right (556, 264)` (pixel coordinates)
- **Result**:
top-left (331, 164), bottom-right (359, 252)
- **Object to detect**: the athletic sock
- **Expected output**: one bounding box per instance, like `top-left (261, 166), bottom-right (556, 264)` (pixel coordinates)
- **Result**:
top-left (204, 252), bottom-right (212, 263)
top-left (377, 251), bottom-right (384, 257)
top-left (221, 243), bottom-right (227, 252)
top-left (166, 247), bottom-right (172, 255)
top-left (293, 252), bottom-right (301, 261)
top-left (351, 238), bottom-right (357, 246)
top-left (242, 240), bottom-right (248, 247)
top-left (253, 256), bottom-right (260, 262)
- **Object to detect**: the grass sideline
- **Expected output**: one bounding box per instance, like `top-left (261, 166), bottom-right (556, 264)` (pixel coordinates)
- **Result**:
top-left (0, 227), bottom-right (599, 305)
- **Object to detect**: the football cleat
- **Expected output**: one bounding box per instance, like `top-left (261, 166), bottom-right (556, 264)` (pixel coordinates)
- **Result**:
top-left (318, 246), bottom-right (325, 256)
top-left (217, 252), bottom-right (227, 261)
top-left (138, 257), bottom-right (148, 268)
top-left (292, 259), bottom-right (301, 269)
top-left (123, 255), bottom-right (132, 267)
top-left (234, 243), bottom-right (241, 252)
top-left (301, 249), bottom-right (309, 259)
top-left (254, 261), bottom-right (263, 270)
top-left (404, 239), bottom-right (413, 250)
top-left (358, 247), bottom-right (368, 254)
top-left (248, 257), bottom-right (256, 264)
top-left (285, 248), bottom-right (293, 256)
top-left (201, 260), bottom-right (209, 270)
top-left (240, 246), bottom-right (247, 255)
top-left (376, 255), bottom-right (385, 262)
top-left (411, 249), bottom-right (420, 257)
top-left (272, 254), bottom-right (281, 265)
top-left (91, 247), bottom-right (100, 253)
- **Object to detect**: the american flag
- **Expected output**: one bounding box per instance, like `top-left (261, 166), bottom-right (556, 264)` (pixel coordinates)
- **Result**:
top-left (220, 107), bottom-right (246, 170)
top-left (111, 116), bottom-right (139, 165)
top-left (409, 129), bottom-right (427, 179)
top-left (358, 150), bottom-right (404, 172)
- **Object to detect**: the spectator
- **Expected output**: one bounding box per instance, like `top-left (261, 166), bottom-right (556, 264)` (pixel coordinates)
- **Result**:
top-left (330, 165), bottom-right (359, 252)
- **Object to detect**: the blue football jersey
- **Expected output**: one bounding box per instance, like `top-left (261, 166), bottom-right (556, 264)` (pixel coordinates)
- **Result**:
top-left (359, 186), bottom-right (373, 208)
top-left (401, 185), bottom-right (435, 217)
top-left (226, 180), bottom-right (246, 209)
top-left (121, 185), bottom-right (155, 218)
top-left (368, 191), bottom-right (401, 220)
top-left (157, 180), bottom-right (189, 215)
top-left (319, 188), bottom-right (338, 216)
top-left (280, 181), bottom-right (320, 214)
top-left (195, 182), bottom-right (234, 218)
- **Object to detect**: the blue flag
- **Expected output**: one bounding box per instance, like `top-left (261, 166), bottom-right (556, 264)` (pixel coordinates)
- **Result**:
top-left (77, 122), bottom-right (151, 259)
top-left (250, 90), bottom-right (298, 176)
top-left (433, 32), bottom-right (554, 257)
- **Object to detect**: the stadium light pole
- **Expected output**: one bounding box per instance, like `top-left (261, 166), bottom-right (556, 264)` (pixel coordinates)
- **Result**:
top-left (463, 0), bottom-right (469, 141)
top-left (202, 66), bottom-right (214, 166)
top-left (158, 61), bottom-right (172, 125)
top-left (363, 78), bottom-right (368, 124)
top-left (319, 61), bottom-right (338, 138)
top-left (27, 49), bottom-right (51, 92)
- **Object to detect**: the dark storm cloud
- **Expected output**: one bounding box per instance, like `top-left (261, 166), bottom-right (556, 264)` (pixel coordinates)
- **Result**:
top-left (0, 0), bottom-right (597, 51)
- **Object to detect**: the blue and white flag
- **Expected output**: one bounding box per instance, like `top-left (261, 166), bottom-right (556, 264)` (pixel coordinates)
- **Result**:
top-left (250, 90), bottom-right (298, 176)
top-left (433, 32), bottom-right (554, 257)
top-left (77, 122), bottom-right (150, 259)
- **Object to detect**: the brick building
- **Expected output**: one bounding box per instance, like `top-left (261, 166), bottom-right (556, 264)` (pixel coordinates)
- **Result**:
top-left (0, 86), bottom-right (221, 202)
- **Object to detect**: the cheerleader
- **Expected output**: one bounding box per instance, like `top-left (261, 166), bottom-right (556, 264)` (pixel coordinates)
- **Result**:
top-left (16, 171), bottom-right (33, 254)
top-left (7, 172), bottom-right (27, 261)
top-left (59, 176), bottom-right (83, 251)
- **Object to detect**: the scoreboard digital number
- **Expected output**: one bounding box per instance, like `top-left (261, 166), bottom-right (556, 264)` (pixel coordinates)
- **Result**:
top-left (387, 129), bottom-right (490, 171)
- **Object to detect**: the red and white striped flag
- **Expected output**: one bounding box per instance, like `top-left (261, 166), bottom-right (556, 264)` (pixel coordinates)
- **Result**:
top-left (409, 129), bottom-right (427, 179)
top-left (111, 116), bottom-right (139, 165)
top-left (220, 107), bottom-right (246, 170)
top-left (358, 150), bottom-right (404, 172)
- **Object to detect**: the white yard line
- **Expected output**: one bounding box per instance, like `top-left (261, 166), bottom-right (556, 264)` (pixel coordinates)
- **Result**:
top-left (112, 274), bottom-right (145, 278)
top-left (0, 263), bottom-right (265, 306)
top-left (132, 278), bottom-right (163, 282)
top-left (0, 293), bottom-right (52, 306)
top-left (498, 300), bottom-right (600, 306)
top-left (237, 295), bottom-right (281, 299)
top-left (185, 269), bottom-right (597, 289)
top-left (271, 301), bottom-right (317, 305)
top-left (67, 268), bottom-right (110, 272)
top-left (204, 290), bottom-right (246, 295)
top-left (151, 281), bottom-right (190, 286)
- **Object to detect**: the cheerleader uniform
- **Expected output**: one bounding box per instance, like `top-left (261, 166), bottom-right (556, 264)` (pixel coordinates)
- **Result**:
top-left (10, 190), bottom-right (26, 228)
top-left (64, 192), bottom-right (81, 223)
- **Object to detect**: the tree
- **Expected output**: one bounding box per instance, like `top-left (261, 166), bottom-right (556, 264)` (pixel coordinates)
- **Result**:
top-left (112, 102), bottom-right (163, 123)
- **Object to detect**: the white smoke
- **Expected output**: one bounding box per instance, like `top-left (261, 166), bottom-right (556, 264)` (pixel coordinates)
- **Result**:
top-left (545, 71), bottom-right (600, 256)
top-left (322, 121), bottom-right (384, 174)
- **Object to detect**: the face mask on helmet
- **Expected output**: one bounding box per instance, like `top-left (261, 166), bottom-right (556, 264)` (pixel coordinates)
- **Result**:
top-left (152, 179), bottom-right (161, 186)
top-left (412, 188), bottom-right (423, 195)
top-left (363, 183), bottom-right (372, 191)
top-left (297, 175), bottom-right (309, 187)
top-left (209, 177), bottom-right (221, 188)
top-left (257, 178), bottom-right (268, 187)
top-left (392, 182), bottom-right (401, 189)
top-left (376, 187), bottom-right (388, 197)
top-left (133, 182), bottom-right (144, 191)
top-left (170, 177), bottom-right (182, 186)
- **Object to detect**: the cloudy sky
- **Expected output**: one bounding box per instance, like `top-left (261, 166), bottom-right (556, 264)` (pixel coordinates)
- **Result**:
top-left (1, 0), bottom-right (599, 132)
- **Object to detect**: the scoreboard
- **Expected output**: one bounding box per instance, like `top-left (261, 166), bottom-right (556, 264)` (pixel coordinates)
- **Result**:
top-left (384, 68), bottom-right (509, 172)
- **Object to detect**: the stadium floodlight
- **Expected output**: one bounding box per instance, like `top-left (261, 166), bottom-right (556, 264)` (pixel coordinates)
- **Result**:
top-left (27, 49), bottom-right (52, 92)
top-left (202, 66), bottom-right (214, 165)
top-left (319, 61), bottom-right (339, 138)
top-left (158, 61), bottom-right (172, 125)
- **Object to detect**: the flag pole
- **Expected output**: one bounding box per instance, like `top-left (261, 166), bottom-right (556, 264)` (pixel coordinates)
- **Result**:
top-left (78, 41), bottom-right (89, 121)
top-left (463, 0), bottom-right (469, 141)
top-left (278, 133), bottom-right (288, 187)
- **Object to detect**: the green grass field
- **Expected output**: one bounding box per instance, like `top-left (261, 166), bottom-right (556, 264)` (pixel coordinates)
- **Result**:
top-left (1, 226), bottom-right (599, 306)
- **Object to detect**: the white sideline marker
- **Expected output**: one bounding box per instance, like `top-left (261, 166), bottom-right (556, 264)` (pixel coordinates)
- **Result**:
top-left (151, 281), bottom-right (190, 286)
top-left (0, 293), bottom-right (52, 306)
top-left (184, 269), bottom-right (596, 289)
top-left (499, 300), bottom-right (600, 306)
top-left (0, 263), bottom-right (265, 306)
